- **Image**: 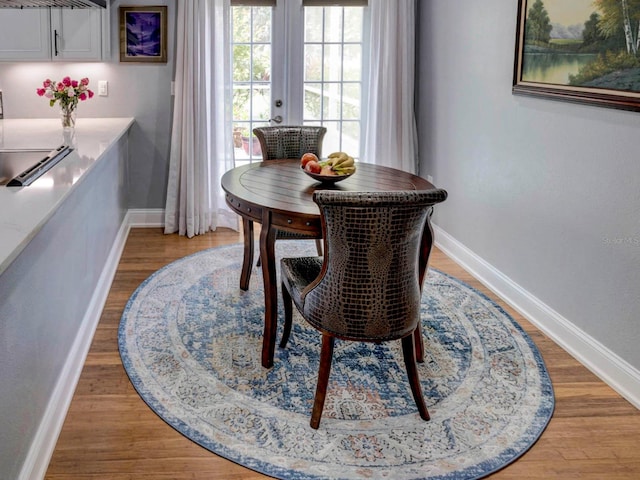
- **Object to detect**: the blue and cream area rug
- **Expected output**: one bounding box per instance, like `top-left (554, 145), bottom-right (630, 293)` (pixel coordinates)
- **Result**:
top-left (118, 242), bottom-right (554, 480)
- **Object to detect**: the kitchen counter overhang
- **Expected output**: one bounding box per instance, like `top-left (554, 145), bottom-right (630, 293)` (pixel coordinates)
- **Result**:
top-left (0, 117), bottom-right (135, 275)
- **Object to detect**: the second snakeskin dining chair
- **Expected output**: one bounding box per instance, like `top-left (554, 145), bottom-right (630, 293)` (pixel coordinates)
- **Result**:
top-left (253, 126), bottom-right (327, 161)
top-left (280, 189), bottom-right (448, 429)
top-left (238, 126), bottom-right (327, 290)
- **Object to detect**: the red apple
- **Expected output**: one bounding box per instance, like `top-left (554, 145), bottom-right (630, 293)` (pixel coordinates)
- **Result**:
top-left (305, 160), bottom-right (321, 174)
top-left (301, 152), bottom-right (319, 167)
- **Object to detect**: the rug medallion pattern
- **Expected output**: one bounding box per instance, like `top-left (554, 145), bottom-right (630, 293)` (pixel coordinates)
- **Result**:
top-left (119, 243), bottom-right (554, 479)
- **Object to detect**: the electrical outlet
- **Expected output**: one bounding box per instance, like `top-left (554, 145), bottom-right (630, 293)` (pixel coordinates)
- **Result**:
top-left (98, 80), bottom-right (108, 97)
top-left (427, 175), bottom-right (434, 184)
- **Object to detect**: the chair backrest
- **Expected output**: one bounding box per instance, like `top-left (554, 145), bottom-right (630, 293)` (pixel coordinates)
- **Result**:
top-left (253, 126), bottom-right (327, 160)
top-left (301, 189), bottom-right (448, 342)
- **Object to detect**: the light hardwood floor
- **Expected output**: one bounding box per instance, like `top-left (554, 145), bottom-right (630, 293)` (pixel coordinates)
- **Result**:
top-left (45, 227), bottom-right (640, 479)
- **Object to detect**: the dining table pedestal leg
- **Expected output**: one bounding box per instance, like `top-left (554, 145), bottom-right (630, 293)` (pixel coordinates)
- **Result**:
top-left (259, 210), bottom-right (278, 368)
top-left (240, 218), bottom-right (254, 291)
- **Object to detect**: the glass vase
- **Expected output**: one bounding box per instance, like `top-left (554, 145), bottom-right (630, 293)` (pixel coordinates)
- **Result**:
top-left (60, 105), bottom-right (77, 130)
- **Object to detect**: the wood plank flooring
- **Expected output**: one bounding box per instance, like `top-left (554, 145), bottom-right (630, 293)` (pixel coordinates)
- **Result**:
top-left (45, 227), bottom-right (640, 479)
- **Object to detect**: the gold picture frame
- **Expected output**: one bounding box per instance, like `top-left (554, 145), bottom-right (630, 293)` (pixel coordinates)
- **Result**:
top-left (513, 0), bottom-right (640, 112)
top-left (119, 6), bottom-right (168, 63)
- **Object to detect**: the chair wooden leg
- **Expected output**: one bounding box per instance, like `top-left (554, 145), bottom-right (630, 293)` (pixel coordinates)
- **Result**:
top-left (240, 218), bottom-right (254, 291)
top-left (401, 334), bottom-right (430, 421)
top-left (280, 282), bottom-right (293, 348)
top-left (414, 323), bottom-right (425, 363)
top-left (310, 334), bottom-right (335, 429)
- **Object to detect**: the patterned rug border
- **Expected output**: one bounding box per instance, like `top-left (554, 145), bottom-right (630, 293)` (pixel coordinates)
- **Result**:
top-left (118, 243), bottom-right (555, 480)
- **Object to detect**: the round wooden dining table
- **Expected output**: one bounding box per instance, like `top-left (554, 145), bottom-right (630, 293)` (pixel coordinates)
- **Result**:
top-left (221, 159), bottom-right (437, 368)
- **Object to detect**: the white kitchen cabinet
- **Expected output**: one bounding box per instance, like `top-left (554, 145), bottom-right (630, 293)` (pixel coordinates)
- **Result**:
top-left (0, 7), bottom-right (108, 61)
top-left (50, 8), bottom-right (103, 60)
top-left (0, 9), bottom-right (50, 61)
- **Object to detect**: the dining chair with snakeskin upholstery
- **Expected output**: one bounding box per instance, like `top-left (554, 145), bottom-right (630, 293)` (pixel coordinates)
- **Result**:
top-left (253, 125), bottom-right (327, 161)
top-left (238, 126), bottom-right (327, 290)
top-left (280, 189), bottom-right (448, 429)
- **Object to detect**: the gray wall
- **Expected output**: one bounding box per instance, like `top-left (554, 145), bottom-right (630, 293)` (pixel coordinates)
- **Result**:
top-left (417, 1), bottom-right (640, 370)
top-left (0, 0), bottom-right (175, 209)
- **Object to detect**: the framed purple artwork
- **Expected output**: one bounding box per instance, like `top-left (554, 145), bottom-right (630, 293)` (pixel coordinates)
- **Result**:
top-left (119, 6), bottom-right (168, 63)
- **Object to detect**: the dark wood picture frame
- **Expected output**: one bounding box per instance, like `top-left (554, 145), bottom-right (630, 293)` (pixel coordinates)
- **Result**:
top-left (513, 0), bottom-right (640, 112)
top-left (119, 6), bottom-right (168, 63)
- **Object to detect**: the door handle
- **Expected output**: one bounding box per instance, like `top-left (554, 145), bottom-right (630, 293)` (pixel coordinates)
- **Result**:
top-left (270, 115), bottom-right (283, 124)
top-left (54, 29), bottom-right (59, 56)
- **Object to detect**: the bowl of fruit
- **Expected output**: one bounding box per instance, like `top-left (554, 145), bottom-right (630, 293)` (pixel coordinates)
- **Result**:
top-left (300, 152), bottom-right (356, 184)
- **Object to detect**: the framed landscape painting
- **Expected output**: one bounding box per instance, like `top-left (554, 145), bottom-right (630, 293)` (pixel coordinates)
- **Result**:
top-left (513, 0), bottom-right (640, 111)
top-left (119, 6), bottom-right (168, 63)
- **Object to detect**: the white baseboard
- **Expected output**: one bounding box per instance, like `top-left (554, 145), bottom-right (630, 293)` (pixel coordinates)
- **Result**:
top-left (127, 208), bottom-right (165, 227)
top-left (434, 225), bottom-right (640, 410)
top-left (20, 218), bottom-right (132, 480)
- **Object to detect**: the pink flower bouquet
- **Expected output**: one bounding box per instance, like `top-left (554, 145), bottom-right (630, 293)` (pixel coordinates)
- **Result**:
top-left (37, 77), bottom-right (94, 128)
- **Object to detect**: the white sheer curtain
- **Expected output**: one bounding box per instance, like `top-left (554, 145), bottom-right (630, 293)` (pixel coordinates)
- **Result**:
top-left (363, 0), bottom-right (418, 174)
top-left (164, 0), bottom-right (238, 237)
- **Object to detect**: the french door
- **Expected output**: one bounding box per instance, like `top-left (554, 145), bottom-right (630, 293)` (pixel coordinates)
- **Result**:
top-left (231, 0), bottom-right (369, 164)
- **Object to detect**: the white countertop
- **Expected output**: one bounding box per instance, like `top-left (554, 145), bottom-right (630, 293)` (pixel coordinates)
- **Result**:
top-left (0, 117), bottom-right (135, 275)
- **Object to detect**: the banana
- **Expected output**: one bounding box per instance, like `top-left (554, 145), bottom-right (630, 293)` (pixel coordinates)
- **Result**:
top-left (325, 152), bottom-right (356, 175)
top-left (328, 152), bottom-right (348, 163)
top-left (332, 157), bottom-right (354, 168)
top-left (335, 166), bottom-right (356, 175)
top-left (320, 158), bottom-right (336, 167)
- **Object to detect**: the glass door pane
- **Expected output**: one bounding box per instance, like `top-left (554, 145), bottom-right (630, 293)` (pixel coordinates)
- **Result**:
top-left (303, 6), bottom-right (365, 157)
top-left (231, 5), bottom-right (272, 165)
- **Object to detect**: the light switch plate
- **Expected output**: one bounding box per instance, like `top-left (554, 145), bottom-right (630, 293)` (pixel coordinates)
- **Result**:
top-left (98, 81), bottom-right (108, 97)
